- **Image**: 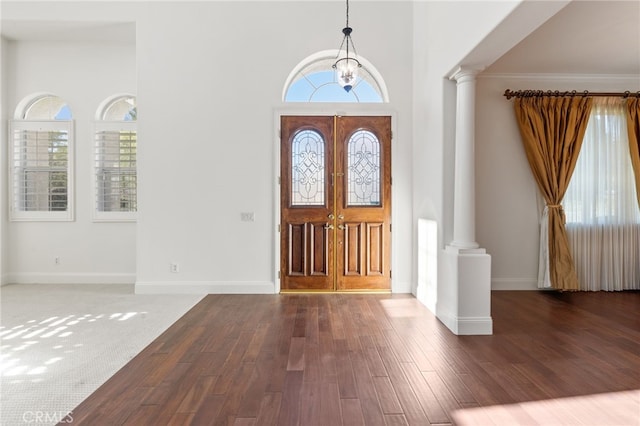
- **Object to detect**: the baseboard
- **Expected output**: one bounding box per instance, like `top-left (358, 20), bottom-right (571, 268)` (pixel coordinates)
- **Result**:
top-left (4, 273), bottom-right (136, 285)
top-left (135, 281), bottom-right (276, 294)
top-left (492, 278), bottom-right (538, 290)
top-left (456, 316), bottom-right (493, 335)
top-left (436, 307), bottom-right (493, 335)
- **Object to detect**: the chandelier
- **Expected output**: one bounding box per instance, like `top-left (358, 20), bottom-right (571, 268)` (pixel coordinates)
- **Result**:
top-left (333, 0), bottom-right (362, 92)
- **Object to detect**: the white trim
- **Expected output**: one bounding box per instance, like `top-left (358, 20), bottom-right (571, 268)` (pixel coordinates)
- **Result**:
top-left (273, 106), bottom-right (399, 293)
top-left (456, 317), bottom-right (493, 335)
top-left (5, 273), bottom-right (136, 285)
top-left (436, 308), bottom-right (493, 336)
top-left (135, 281), bottom-right (275, 295)
top-left (491, 278), bottom-right (538, 290)
top-left (479, 72), bottom-right (640, 82)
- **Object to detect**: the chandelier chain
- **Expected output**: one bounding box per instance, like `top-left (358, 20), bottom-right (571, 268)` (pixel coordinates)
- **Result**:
top-left (346, 0), bottom-right (350, 27)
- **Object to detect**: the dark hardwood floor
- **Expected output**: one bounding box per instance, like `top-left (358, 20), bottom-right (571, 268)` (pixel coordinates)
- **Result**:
top-left (66, 291), bottom-right (640, 425)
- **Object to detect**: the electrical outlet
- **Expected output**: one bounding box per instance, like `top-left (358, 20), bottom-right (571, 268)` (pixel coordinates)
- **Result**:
top-left (170, 263), bottom-right (180, 273)
top-left (55, 256), bottom-right (60, 265)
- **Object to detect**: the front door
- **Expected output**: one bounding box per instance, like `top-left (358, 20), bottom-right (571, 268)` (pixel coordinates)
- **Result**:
top-left (280, 115), bottom-right (391, 291)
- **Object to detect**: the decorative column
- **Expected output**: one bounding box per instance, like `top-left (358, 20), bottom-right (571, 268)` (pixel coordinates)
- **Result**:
top-left (449, 67), bottom-right (480, 250)
top-left (437, 66), bottom-right (492, 336)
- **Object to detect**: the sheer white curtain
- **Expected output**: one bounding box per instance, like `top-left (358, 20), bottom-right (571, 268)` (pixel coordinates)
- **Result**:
top-left (563, 98), bottom-right (640, 291)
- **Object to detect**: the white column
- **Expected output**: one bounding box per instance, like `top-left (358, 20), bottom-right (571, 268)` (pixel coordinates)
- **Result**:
top-left (437, 66), bottom-right (492, 335)
top-left (449, 67), bottom-right (480, 250)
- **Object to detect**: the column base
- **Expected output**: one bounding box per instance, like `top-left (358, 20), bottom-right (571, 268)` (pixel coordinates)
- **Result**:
top-left (437, 245), bottom-right (492, 335)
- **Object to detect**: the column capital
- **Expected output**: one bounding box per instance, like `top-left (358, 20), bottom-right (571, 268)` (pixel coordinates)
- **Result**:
top-left (448, 66), bottom-right (483, 83)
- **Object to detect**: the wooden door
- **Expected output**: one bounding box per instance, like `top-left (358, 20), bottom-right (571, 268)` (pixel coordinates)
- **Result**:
top-left (280, 115), bottom-right (391, 291)
top-left (335, 116), bottom-right (391, 290)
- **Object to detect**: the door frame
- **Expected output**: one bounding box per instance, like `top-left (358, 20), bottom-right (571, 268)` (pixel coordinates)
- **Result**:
top-left (273, 106), bottom-right (397, 293)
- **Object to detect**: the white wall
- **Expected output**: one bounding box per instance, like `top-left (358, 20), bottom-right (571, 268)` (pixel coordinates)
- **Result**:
top-left (134, 1), bottom-right (414, 293)
top-left (476, 73), bottom-right (640, 290)
top-left (412, 0), bottom-right (524, 311)
top-left (2, 1), bottom-right (415, 293)
top-left (5, 1), bottom-right (616, 303)
top-left (411, 0), bottom-right (579, 321)
top-left (3, 38), bottom-right (137, 284)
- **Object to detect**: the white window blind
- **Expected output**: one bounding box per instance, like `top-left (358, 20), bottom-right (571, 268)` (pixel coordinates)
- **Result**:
top-left (94, 121), bottom-right (137, 221)
top-left (9, 120), bottom-right (74, 221)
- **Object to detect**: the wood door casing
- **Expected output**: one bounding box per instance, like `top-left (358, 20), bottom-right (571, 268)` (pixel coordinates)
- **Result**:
top-left (280, 115), bottom-right (391, 292)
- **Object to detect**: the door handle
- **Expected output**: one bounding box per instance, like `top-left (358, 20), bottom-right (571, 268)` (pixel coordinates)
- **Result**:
top-left (328, 214), bottom-right (335, 220)
top-left (338, 214), bottom-right (344, 220)
top-left (324, 223), bottom-right (334, 230)
top-left (338, 224), bottom-right (346, 230)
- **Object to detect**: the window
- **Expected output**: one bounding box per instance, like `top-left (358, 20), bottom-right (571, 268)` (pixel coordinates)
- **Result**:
top-left (563, 98), bottom-right (640, 290)
top-left (9, 94), bottom-right (74, 221)
top-left (284, 51), bottom-right (387, 103)
top-left (94, 95), bottom-right (137, 221)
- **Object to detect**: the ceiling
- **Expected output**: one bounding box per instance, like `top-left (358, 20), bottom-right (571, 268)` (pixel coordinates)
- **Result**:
top-left (486, 0), bottom-right (640, 75)
top-left (1, 1), bottom-right (639, 76)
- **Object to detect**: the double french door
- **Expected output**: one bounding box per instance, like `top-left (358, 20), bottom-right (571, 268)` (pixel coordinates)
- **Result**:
top-left (280, 115), bottom-right (391, 291)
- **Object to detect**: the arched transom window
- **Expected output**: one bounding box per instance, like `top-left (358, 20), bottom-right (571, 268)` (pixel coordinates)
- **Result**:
top-left (284, 51), bottom-right (388, 103)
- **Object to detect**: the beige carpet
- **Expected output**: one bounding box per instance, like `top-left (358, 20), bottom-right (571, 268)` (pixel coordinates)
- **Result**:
top-left (0, 284), bottom-right (203, 426)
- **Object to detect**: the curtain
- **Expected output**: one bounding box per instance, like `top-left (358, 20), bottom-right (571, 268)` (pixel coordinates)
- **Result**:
top-left (564, 98), bottom-right (640, 291)
top-left (627, 97), bottom-right (640, 209)
top-left (514, 96), bottom-right (593, 291)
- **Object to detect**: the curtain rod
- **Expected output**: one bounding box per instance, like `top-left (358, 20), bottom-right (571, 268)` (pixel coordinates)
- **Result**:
top-left (503, 89), bottom-right (640, 100)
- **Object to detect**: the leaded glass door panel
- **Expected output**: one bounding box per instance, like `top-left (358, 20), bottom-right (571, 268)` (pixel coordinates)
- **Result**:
top-left (280, 116), bottom-right (335, 290)
top-left (280, 115), bottom-right (391, 291)
top-left (335, 116), bottom-right (391, 291)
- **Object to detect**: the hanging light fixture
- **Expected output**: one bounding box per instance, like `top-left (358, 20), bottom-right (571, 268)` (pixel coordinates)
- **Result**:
top-left (333, 0), bottom-right (362, 92)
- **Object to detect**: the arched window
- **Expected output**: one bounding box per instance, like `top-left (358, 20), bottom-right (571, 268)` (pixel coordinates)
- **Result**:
top-left (100, 95), bottom-right (137, 121)
top-left (283, 51), bottom-right (388, 103)
top-left (21, 94), bottom-right (72, 120)
top-left (94, 95), bottom-right (137, 221)
top-left (9, 94), bottom-right (74, 220)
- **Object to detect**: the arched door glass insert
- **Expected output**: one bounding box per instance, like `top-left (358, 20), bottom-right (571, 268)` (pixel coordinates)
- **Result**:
top-left (347, 130), bottom-right (381, 206)
top-left (283, 51), bottom-right (387, 103)
top-left (291, 129), bottom-right (326, 206)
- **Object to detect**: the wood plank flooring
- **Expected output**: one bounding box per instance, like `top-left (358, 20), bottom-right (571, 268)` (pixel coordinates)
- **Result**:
top-left (66, 291), bottom-right (640, 425)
